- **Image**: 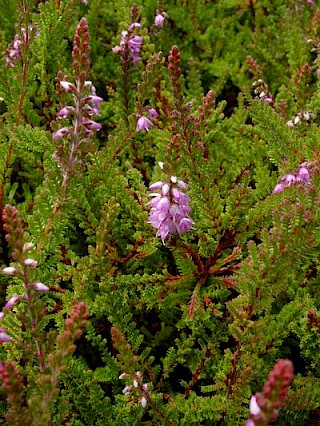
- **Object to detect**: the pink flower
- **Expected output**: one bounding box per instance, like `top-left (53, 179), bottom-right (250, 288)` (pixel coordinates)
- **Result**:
top-left (60, 81), bottom-right (76, 92)
top-left (5, 295), bottom-right (20, 309)
top-left (155, 14), bottom-right (165, 27)
top-left (58, 106), bottom-right (75, 119)
top-left (128, 23), bottom-right (141, 31)
top-left (273, 183), bottom-right (285, 194)
top-left (0, 328), bottom-right (11, 343)
top-left (53, 127), bottom-right (70, 139)
top-left (297, 167), bottom-right (310, 183)
top-left (154, 12), bottom-right (168, 27)
top-left (147, 108), bottom-right (159, 119)
top-left (85, 95), bottom-right (103, 115)
top-left (82, 119), bottom-right (102, 131)
top-left (136, 116), bottom-right (153, 132)
top-left (249, 395), bottom-right (261, 416)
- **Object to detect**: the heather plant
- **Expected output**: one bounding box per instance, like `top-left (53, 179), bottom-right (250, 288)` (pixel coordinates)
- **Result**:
top-left (0, 0), bottom-right (319, 425)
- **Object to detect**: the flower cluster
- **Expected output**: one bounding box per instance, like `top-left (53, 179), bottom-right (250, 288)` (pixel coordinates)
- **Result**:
top-left (53, 79), bottom-right (103, 139)
top-left (154, 11), bottom-right (168, 27)
top-left (286, 111), bottom-right (311, 127)
top-left (273, 161), bottom-right (311, 193)
top-left (148, 174), bottom-right (194, 242)
top-left (252, 79), bottom-right (273, 104)
top-left (119, 371), bottom-right (149, 408)
top-left (6, 34), bottom-right (22, 68)
top-left (5, 25), bottom-right (38, 68)
top-left (112, 22), bottom-right (143, 64)
top-left (136, 107), bottom-right (159, 131)
top-left (246, 359), bottom-right (294, 426)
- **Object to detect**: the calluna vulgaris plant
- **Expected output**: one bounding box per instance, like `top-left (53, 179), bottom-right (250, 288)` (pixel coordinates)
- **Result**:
top-left (0, 0), bottom-right (319, 425)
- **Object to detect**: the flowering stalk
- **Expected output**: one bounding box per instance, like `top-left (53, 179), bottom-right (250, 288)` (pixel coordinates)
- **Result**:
top-left (112, 4), bottom-right (142, 124)
top-left (39, 18), bottom-right (103, 250)
top-left (0, 10), bottom-right (38, 268)
top-left (53, 17), bottom-right (103, 190)
top-left (246, 359), bottom-right (294, 426)
top-left (1, 204), bottom-right (89, 424)
top-left (2, 205), bottom-right (49, 371)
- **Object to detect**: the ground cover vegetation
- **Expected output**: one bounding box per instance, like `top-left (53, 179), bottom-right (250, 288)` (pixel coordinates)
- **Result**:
top-left (0, 0), bottom-right (319, 424)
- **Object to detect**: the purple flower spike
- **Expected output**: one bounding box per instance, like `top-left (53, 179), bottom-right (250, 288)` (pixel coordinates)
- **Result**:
top-left (148, 175), bottom-right (194, 242)
top-left (136, 116), bottom-right (153, 132)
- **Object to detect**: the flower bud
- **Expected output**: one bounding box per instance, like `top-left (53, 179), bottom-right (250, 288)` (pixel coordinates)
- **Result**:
top-left (33, 282), bottom-right (49, 291)
top-left (5, 295), bottom-right (20, 308)
top-left (23, 242), bottom-right (34, 252)
top-left (0, 328), bottom-right (11, 343)
top-left (60, 81), bottom-right (76, 92)
top-left (141, 396), bottom-right (147, 408)
top-left (2, 266), bottom-right (17, 276)
top-left (24, 258), bottom-right (37, 268)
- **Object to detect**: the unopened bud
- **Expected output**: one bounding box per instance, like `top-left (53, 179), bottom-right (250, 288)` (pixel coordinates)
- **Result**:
top-left (33, 282), bottom-right (49, 291)
top-left (5, 295), bottom-right (20, 308)
top-left (2, 267), bottom-right (17, 276)
top-left (24, 258), bottom-right (37, 268)
top-left (133, 379), bottom-right (138, 388)
top-left (23, 242), bottom-right (34, 252)
top-left (141, 396), bottom-right (147, 408)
